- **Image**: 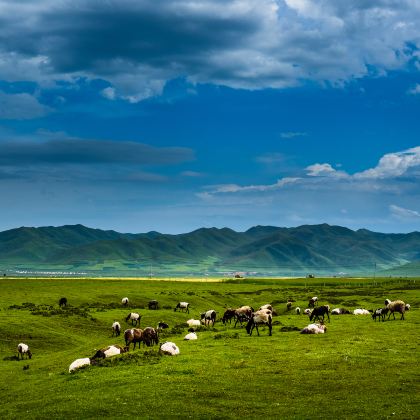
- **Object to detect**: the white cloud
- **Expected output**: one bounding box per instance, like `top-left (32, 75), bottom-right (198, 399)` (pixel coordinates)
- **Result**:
top-left (101, 87), bottom-right (116, 100)
top-left (407, 84), bottom-right (420, 95)
top-left (390, 204), bottom-right (420, 219)
top-left (280, 132), bottom-right (307, 139)
top-left (306, 163), bottom-right (348, 178)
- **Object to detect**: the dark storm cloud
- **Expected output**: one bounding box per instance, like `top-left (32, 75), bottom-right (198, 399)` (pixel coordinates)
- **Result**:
top-left (0, 137), bottom-right (194, 166)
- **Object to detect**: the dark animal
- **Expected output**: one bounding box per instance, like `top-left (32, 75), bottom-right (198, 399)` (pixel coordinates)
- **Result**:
top-left (221, 308), bottom-right (236, 325)
top-left (174, 302), bottom-right (189, 313)
top-left (124, 328), bottom-right (143, 350)
top-left (59, 297), bottom-right (67, 307)
top-left (148, 300), bottom-right (159, 310)
top-left (245, 310), bottom-right (272, 336)
top-left (372, 308), bottom-right (388, 322)
top-left (142, 327), bottom-right (159, 347)
top-left (157, 321), bottom-right (169, 330)
top-left (201, 310), bottom-right (217, 327)
top-left (309, 305), bottom-right (330, 323)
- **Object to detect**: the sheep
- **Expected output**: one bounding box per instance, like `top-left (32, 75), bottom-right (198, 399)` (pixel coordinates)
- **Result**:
top-left (142, 327), bottom-right (159, 347)
top-left (157, 321), bottom-right (169, 331)
top-left (17, 343), bottom-right (32, 360)
top-left (125, 312), bottom-right (141, 326)
top-left (92, 344), bottom-right (128, 359)
top-left (259, 304), bottom-right (273, 312)
top-left (286, 301), bottom-right (292, 311)
top-left (405, 303), bottom-right (411, 311)
top-left (69, 357), bottom-right (91, 373)
top-left (309, 305), bottom-right (330, 323)
top-left (201, 309), bottom-right (217, 327)
top-left (300, 323), bottom-right (327, 334)
top-left (122, 297), bottom-right (129, 306)
top-left (295, 307), bottom-right (301, 315)
top-left (372, 308), bottom-right (388, 322)
top-left (331, 308), bottom-right (351, 315)
top-left (387, 300), bottom-right (406, 320)
top-left (353, 309), bottom-right (370, 315)
top-left (308, 296), bottom-right (318, 308)
top-left (245, 310), bottom-right (272, 336)
top-left (304, 308), bottom-right (312, 315)
top-left (112, 321), bottom-right (121, 337)
top-left (186, 319), bottom-right (201, 328)
top-left (174, 301), bottom-right (190, 313)
top-left (124, 328), bottom-right (143, 350)
top-left (148, 300), bottom-right (159, 310)
top-left (59, 297), bottom-right (67, 307)
top-left (160, 342), bottom-right (180, 356)
top-left (184, 332), bottom-right (198, 340)
top-left (384, 299), bottom-right (391, 306)
top-left (221, 308), bottom-right (236, 324)
top-left (234, 305), bottom-right (253, 327)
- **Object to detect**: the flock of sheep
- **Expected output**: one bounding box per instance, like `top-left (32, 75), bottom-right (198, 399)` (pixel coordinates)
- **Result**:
top-left (15, 295), bottom-right (410, 371)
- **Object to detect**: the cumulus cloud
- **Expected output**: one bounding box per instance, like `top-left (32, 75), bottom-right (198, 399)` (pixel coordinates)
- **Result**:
top-left (390, 204), bottom-right (420, 219)
top-left (0, 1), bottom-right (419, 100)
top-left (306, 163), bottom-right (348, 178)
top-left (0, 91), bottom-right (52, 119)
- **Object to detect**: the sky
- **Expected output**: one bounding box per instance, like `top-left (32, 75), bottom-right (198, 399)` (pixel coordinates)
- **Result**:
top-left (0, 0), bottom-right (419, 234)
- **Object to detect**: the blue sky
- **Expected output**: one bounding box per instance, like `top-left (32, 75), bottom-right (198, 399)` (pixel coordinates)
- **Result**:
top-left (0, 0), bottom-right (419, 233)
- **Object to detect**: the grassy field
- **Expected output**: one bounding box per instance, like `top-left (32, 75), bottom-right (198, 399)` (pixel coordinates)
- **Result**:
top-left (0, 276), bottom-right (419, 419)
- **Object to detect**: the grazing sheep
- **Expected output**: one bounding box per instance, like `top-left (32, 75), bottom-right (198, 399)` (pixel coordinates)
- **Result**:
top-left (331, 308), bottom-right (351, 315)
top-left (372, 308), bottom-right (388, 322)
top-left (112, 321), bottom-right (121, 337)
top-left (124, 328), bottom-right (143, 350)
top-left (308, 297), bottom-right (318, 308)
top-left (69, 357), bottom-right (91, 373)
top-left (186, 319), bottom-right (201, 328)
top-left (92, 345), bottom-right (128, 359)
top-left (222, 308), bottom-right (236, 325)
top-left (59, 297), bottom-right (67, 307)
top-left (184, 332), bottom-right (198, 340)
top-left (174, 302), bottom-right (190, 313)
top-left (304, 308), bottom-right (312, 315)
top-left (142, 327), bottom-right (159, 347)
top-left (259, 304), bottom-right (273, 312)
top-left (300, 323), bottom-right (327, 334)
top-left (125, 312), bottom-right (141, 326)
top-left (201, 309), bottom-right (217, 327)
top-left (310, 305), bottom-right (330, 323)
top-left (160, 342), bottom-right (180, 356)
top-left (148, 300), bottom-right (159, 310)
top-left (157, 321), bottom-right (169, 331)
top-left (245, 310), bottom-right (272, 336)
top-left (387, 300), bottom-right (406, 320)
top-left (405, 303), bottom-right (411, 311)
top-left (234, 306), bottom-right (253, 327)
top-left (17, 343), bottom-right (32, 360)
top-left (122, 297), bottom-right (129, 306)
top-left (295, 307), bottom-right (301, 315)
top-left (353, 309), bottom-right (370, 315)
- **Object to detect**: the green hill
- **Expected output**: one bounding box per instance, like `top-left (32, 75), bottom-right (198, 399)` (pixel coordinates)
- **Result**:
top-left (0, 223), bottom-right (419, 275)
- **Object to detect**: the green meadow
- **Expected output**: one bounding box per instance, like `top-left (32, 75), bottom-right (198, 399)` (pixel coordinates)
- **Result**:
top-left (0, 276), bottom-right (419, 419)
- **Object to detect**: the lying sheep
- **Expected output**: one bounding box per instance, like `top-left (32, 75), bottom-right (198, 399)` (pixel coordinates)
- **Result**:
top-left (17, 343), bottom-right (32, 360)
top-left (69, 357), bottom-right (91, 373)
top-left (187, 319), bottom-right (201, 328)
top-left (300, 323), bottom-right (327, 334)
top-left (184, 332), bottom-right (198, 340)
top-left (160, 342), bottom-right (180, 355)
top-left (387, 300), bottom-right (406, 320)
top-left (353, 309), bottom-right (370, 315)
top-left (92, 344), bottom-right (128, 359)
top-left (331, 308), bottom-right (351, 315)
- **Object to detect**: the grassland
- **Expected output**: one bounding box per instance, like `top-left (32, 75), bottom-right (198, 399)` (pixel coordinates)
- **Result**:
top-left (0, 276), bottom-right (419, 419)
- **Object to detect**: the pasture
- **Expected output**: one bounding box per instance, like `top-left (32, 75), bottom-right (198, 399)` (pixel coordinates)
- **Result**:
top-left (0, 276), bottom-right (419, 419)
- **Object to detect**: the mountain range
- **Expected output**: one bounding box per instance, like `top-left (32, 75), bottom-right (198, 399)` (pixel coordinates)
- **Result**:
top-left (1, 224), bottom-right (419, 276)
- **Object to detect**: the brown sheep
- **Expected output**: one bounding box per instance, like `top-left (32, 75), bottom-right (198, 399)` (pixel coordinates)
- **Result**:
top-left (142, 327), bottom-right (159, 347)
top-left (124, 328), bottom-right (143, 350)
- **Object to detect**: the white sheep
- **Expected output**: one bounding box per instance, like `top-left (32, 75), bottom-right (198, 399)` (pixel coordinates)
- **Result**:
top-left (184, 332), bottom-right (198, 340)
top-left (160, 342), bottom-right (180, 355)
top-left (387, 300), bottom-right (406, 320)
top-left (259, 304), bottom-right (273, 312)
top-left (112, 321), bottom-right (121, 336)
top-left (353, 309), bottom-right (370, 315)
top-left (300, 323), bottom-right (327, 334)
top-left (122, 297), bottom-right (129, 306)
top-left (304, 308), bottom-right (312, 315)
top-left (17, 343), bottom-right (32, 360)
top-left (295, 307), bottom-right (301, 315)
top-left (186, 319), bottom-right (201, 328)
top-left (69, 357), bottom-right (91, 373)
